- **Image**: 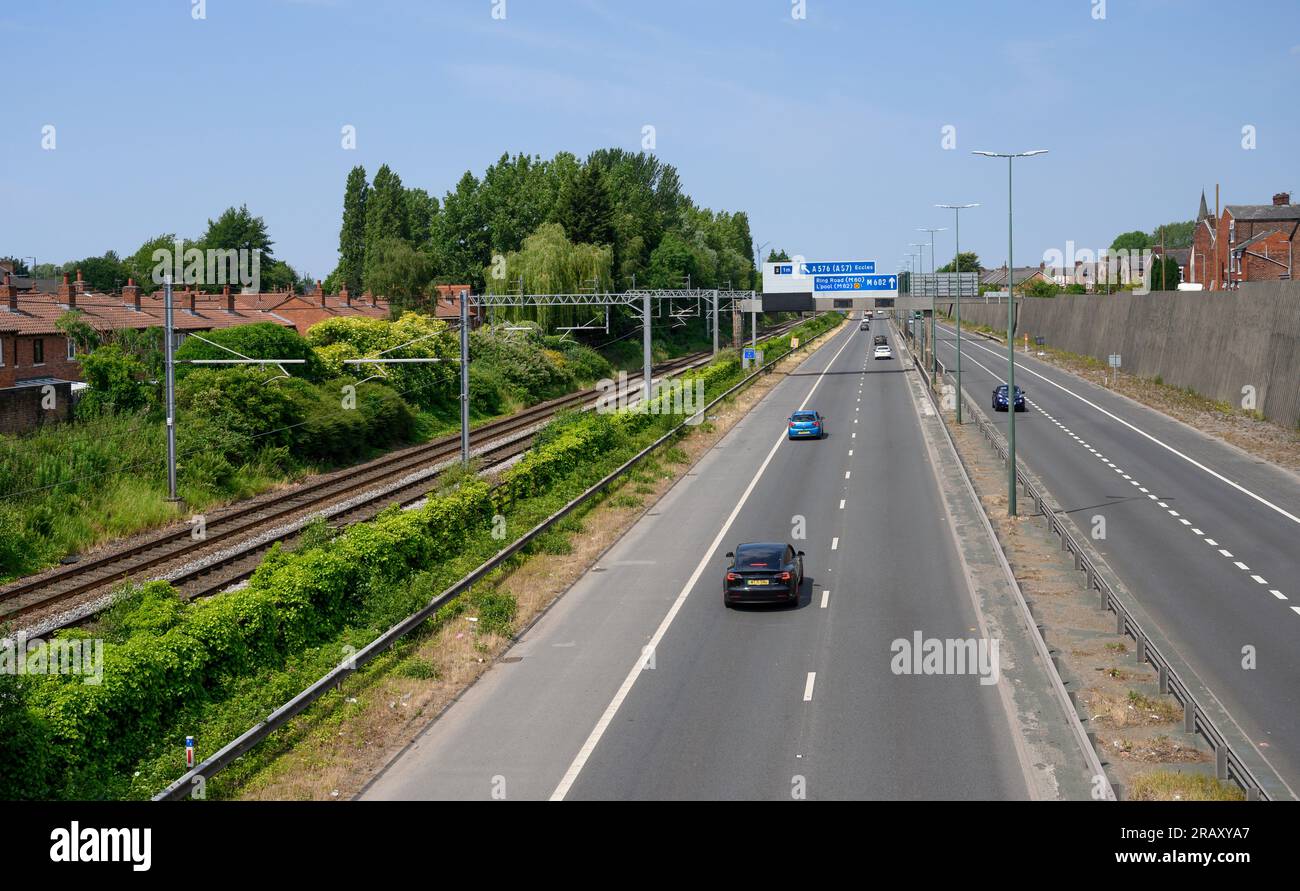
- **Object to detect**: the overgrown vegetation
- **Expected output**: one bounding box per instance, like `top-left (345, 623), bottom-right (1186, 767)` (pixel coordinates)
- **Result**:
top-left (0, 312), bottom-right (840, 800)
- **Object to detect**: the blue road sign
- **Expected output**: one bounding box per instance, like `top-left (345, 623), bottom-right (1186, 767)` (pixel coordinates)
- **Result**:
top-left (813, 274), bottom-right (897, 292)
top-left (801, 261), bottom-right (875, 275)
top-left (743, 347), bottom-right (757, 360)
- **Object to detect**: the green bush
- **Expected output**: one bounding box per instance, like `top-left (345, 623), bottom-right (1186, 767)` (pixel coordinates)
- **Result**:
top-left (174, 323), bottom-right (324, 382)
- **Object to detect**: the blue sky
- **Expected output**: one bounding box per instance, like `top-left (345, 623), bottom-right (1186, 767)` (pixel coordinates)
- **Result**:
top-left (2, 0), bottom-right (1297, 279)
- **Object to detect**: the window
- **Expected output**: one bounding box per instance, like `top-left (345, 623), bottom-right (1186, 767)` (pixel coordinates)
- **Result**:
top-left (67, 337), bottom-right (77, 361)
top-left (736, 545), bottom-right (784, 569)
top-left (32, 338), bottom-right (44, 364)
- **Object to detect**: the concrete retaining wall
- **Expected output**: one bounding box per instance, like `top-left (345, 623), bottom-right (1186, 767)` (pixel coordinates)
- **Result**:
top-left (943, 282), bottom-right (1300, 428)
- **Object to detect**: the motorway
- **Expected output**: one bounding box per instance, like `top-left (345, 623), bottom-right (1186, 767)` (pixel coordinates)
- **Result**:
top-left (363, 318), bottom-right (1038, 800)
top-left (933, 320), bottom-right (1300, 791)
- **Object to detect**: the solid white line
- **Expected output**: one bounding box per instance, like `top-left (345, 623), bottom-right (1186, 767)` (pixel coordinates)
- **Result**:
top-left (820, 590), bottom-right (830, 608)
top-left (803, 672), bottom-right (816, 701)
top-left (548, 323), bottom-right (858, 801)
top-left (937, 322), bottom-right (1300, 527)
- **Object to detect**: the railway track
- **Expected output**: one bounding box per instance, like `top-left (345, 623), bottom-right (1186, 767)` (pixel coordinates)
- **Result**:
top-left (1, 327), bottom-right (801, 628)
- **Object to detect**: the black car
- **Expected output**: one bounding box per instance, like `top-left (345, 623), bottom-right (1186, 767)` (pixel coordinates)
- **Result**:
top-left (724, 542), bottom-right (805, 607)
top-left (873, 334), bottom-right (888, 346)
top-left (993, 384), bottom-right (1027, 412)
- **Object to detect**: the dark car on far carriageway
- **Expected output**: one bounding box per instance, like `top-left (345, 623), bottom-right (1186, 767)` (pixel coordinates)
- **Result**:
top-left (993, 384), bottom-right (1027, 412)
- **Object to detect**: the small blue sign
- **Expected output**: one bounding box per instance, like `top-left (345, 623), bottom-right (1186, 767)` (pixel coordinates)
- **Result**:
top-left (743, 348), bottom-right (757, 360)
top-left (813, 274), bottom-right (897, 292)
top-left (775, 265), bottom-right (793, 275)
top-left (801, 261), bottom-right (875, 275)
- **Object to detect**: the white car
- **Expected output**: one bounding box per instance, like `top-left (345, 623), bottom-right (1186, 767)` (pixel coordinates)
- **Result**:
top-left (873, 345), bottom-right (892, 360)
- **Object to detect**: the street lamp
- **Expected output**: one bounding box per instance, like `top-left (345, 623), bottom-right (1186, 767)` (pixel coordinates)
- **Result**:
top-left (972, 149), bottom-right (1047, 515)
top-left (910, 243), bottom-right (927, 356)
top-left (936, 204), bottom-right (978, 423)
top-left (918, 227), bottom-right (947, 375)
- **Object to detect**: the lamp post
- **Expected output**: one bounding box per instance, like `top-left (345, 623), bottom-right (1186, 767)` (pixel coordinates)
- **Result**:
top-left (910, 243), bottom-right (927, 357)
top-left (918, 227), bottom-right (946, 375)
top-left (936, 204), bottom-right (978, 423)
top-left (972, 149), bottom-right (1047, 515)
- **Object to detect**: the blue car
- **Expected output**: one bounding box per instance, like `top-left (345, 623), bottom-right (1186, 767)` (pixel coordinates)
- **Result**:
top-left (787, 410), bottom-right (826, 439)
top-left (993, 384), bottom-right (1026, 412)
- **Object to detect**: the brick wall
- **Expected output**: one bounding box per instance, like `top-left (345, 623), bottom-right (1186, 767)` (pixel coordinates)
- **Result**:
top-left (0, 333), bottom-right (81, 389)
top-left (0, 380), bottom-right (74, 434)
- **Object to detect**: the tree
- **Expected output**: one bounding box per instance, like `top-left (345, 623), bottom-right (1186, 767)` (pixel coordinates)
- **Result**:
top-left (364, 165), bottom-right (410, 290)
top-left (645, 231), bottom-right (699, 288)
top-left (338, 165), bottom-right (368, 294)
top-left (1022, 277), bottom-right (1060, 298)
top-left (1149, 220), bottom-right (1194, 249)
top-left (488, 222), bottom-right (613, 296)
top-left (126, 234), bottom-right (179, 291)
top-left (1110, 230), bottom-right (1151, 252)
top-left (555, 162), bottom-right (615, 248)
top-left (405, 187), bottom-right (439, 249)
top-left (433, 170), bottom-right (489, 287)
top-left (78, 344), bottom-right (151, 415)
top-left (1147, 255), bottom-right (1181, 290)
top-left (0, 257), bottom-right (29, 276)
top-left (64, 252), bottom-right (129, 292)
top-left (937, 252), bottom-right (981, 273)
top-left (55, 311), bottom-right (101, 354)
top-left (364, 237), bottom-right (431, 304)
top-left (766, 249), bottom-right (791, 262)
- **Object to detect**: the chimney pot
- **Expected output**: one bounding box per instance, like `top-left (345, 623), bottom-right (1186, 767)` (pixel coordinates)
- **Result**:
top-left (1274, 192), bottom-right (1291, 206)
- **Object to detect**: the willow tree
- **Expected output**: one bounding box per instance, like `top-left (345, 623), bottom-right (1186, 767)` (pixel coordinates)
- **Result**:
top-left (485, 222), bottom-right (613, 330)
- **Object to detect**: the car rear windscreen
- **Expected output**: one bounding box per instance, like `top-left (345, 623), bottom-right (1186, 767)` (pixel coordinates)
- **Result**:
top-left (791, 412), bottom-right (817, 422)
top-left (736, 546), bottom-right (784, 568)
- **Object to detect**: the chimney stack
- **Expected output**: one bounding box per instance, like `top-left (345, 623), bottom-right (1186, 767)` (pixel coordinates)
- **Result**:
top-left (223, 284), bottom-right (234, 313)
top-left (1274, 192), bottom-right (1291, 206)
top-left (123, 278), bottom-right (141, 311)
top-left (341, 284), bottom-right (351, 306)
top-left (189, 288), bottom-right (196, 314)
top-left (318, 280), bottom-right (326, 308)
top-left (3, 274), bottom-right (18, 312)
top-left (58, 273), bottom-right (75, 308)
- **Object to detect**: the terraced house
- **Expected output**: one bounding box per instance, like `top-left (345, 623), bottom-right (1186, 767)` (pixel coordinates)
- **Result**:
top-left (1188, 190), bottom-right (1299, 290)
top-left (0, 271), bottom-right (392, 433)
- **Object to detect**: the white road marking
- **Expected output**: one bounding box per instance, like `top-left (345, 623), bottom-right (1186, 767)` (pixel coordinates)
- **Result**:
top-left (803, 672), bottom-right (817, 701)
top-left (831, 537), bottom-right (839, 550)
top-left (548, 323), bottom-right (858, 801)
top-left (1270, 590), bottom-right (1287, 600)
top-left (1251, 575), bottom-right (1268, 585)
top-left (839, 499), bottom-right (845, 509)
top-left (1220, 549), bottom-right (1234, 557)
top-left (1205, 539), bottom-right (1218, 546)
top-left (1234, 561), bottom-right (1250, 571)
top-left (848, 449), bottom-right (854, 456)
top-left (1292, 607), bottom-right (1300, 617)
top-left (820, 590), bottom-right (830, 608)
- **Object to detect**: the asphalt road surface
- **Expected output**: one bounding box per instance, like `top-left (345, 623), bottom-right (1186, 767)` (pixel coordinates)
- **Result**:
top-left (934, 320), bottom-right (1300, 792)
top-left (363, 318), bottom-right (1032, 801)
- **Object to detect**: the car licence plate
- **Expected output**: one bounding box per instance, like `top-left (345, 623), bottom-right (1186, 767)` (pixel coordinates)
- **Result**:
top-left (749, 579), bottom-right (770, 586)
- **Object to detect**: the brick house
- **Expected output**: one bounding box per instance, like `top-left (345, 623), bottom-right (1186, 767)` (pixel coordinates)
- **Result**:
top-left (1188, 190), bottom-right (1298, 290)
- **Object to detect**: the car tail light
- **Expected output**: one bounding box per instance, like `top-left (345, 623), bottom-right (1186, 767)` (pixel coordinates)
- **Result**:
top-left (788, 421), bottom-right (794, 428)
top-left (726, 572), bottom-right (738, 581)
top-left (779, 571), bottom-right (792, 581)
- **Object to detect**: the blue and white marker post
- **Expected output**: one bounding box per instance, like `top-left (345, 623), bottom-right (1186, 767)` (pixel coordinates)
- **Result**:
top-left (185, 735), bottom-right (195, 769)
